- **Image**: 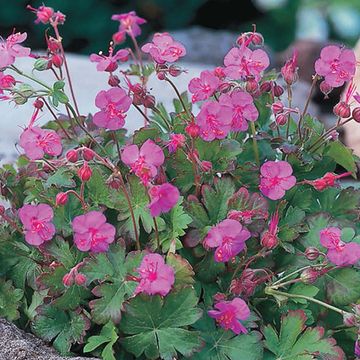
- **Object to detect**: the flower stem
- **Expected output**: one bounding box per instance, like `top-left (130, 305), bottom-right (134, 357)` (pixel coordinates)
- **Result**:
top-left (165, 77), bottom-right (192, 121)
top-left (10, 65), bottom-right (52, 90)
top-left (250, 121), bottom-right (260, 166)
top-left (265, 287), bottom-right (347, 316)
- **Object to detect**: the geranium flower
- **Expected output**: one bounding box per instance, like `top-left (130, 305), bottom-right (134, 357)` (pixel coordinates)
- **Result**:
top-left (223, 46), bottom-right (269, 81)
top-left (208, 298), bottom-right (250, 334)
top-left (203, 219), bottom-right (251, 262)
top-left (111, 11), bottom-right (146, 38)
top-left (0, 32), bottom-right (31, 68)
top-left (90, 48), bottom-right (129, 72)
top-left (219, 91), bottom-right (258, 132)
top-left (320, 227), bottom-right (360, 267)
top-left (188, 70), bottom-right (220, 103)
top-left (167, 133), bottom-right (186, 153)
top-left (148, 183), bottom-right (180, 217)
top-left (121, 139), bottom-right (164, 185)
top-left (134, 253), bottom-right (175, 296)
top-left (315, 45), bottom-right (356, 88)
top-left (141, 33), bottom-right (186, 64)
top-left (259, 161), bottom-right (296, 200)
top-left (93, 88), bottom-right (132, 130)
top-left (195, 100), bottom-right (232, 141)
top-left (19, 126), bottom-right (62, 160)
top-left (72, 211), bottom-right (116, 253)
top-left (18, 204), bottom-right (55, 246)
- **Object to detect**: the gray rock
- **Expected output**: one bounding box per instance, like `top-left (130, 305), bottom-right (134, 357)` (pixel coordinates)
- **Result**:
top-left (0, 318), bottom-right (98, 360)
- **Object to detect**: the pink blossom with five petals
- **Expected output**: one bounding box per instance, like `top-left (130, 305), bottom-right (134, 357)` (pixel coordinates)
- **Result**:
top-left (188, 70), bottom-right (220, 103)
top-left (259, 161), bottom-right (296, 200)
top-left (93, 88), bottom-right (132, 130)
top-left (203, 219), bottom-right (251, 262)
top-left (148, 183), bottom-right (180, 217)
top-left (18, 204), bottom-right (55, 246)
top-left (90, 49), bottom-right (129, 72)
top-left (134, 253), bottom-right (175, 296)
top-left (72, 211), bottom-right (116, 253)
top-left (111, 11), bottom-right (146, 38)
top-left (208, 297), bottom-right (250, 334)
top-left (0, 32), bottom-right (31, 68)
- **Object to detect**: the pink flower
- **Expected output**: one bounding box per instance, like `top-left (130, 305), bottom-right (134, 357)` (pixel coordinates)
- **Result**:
top-left (90, 48), bottom-right (129, 72)
top-left (315, 45), bottom-right (356, 88)
top-left (203, 219), bottom-right (251, 262)
top-left (93, 88), bottom-right (132, 130)
top-left (303, 172), bottom-right (351, 191)
top-left (19, 126), bottom-right (62, 160)
top-left (121, 139), bottom-right (165, 185)
top-left (281, 50), bottom-right (298, 85)
top-left (259, 161), bottom-right (296, 200)
top-left (134, 253), bottom-right (175, 296)
top-left (219, 91), bottom-right (258, 132)
top-left (261, 210), bottom-right (279, 249)
top-left (195, 100), bottom-right (233, 141)
top-left (223, 46), bottom-right (269, 81)
top-left (72, 211), bottom-right (116, 253)
top-left (320, 227), bottom-right (360, 267)
top-left (167, 133), bottom-right (186, 153)
top-left (0, 32), bottom-right (31, 68)
top-left (0, 72), bottom-right (15, 98)
top-left (111, 11), bottom-right (146, 38)
top-left (141, 33), bottom-right (186, 64)
top-left (188, 70), bottom-right (220, 103)
top-left (208, 298), bottom-right (250, 334)
top-left (148, 183), bottom-right (180, 217)
top-left (18, 204), bottom-right (55, 246)
top-left (27, 5), bottom-right (54, 24)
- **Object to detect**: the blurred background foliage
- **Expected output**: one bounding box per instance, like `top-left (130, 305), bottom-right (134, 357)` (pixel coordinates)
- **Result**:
top-left (1, 0), bottom-right (359, 54)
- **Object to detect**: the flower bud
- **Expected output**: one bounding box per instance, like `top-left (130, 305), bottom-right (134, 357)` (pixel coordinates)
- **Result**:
top-left (51, 54), bottom-right (63, 68)
top-left (108, 74), bottom-right (120, 87)
top-left (273, 84), bottom-right (284, 97)
top-left (66, 149), bottom-right (78, 163)
top-left (352, 107), bottom-right (360, 123)
top-left (319, 81), bottom-right (333, 96)
top-left (0, 205), bottom-right (5, 215)
top-left (143, 95), bottom-right (156, 109)
top-left (62, 273), bottom-right (74, 287)
top-left (107, 176), bottom-right (121, 190)
top-left (218, 82), bottom-right (233, 93)
top-left (33, 58), bottom-right (50, 71)
top-left (281, 60), bottom-right (298, 86)
top-left (213, 66), bottom-right (225, 79)
top-left (251, 32), bottom-right (264, 46)
top-left (275, 113), bottom-right (288, 126)
top-left (112, 31), bottom-right (126, 45)
top-left (305, 247), bottom-right (320, 261)
top-left (157, 71), bottom-right (166, 80)
top-left (261, 231), bottom-right (278, 249)
top-left (343, 312), bottom-right (357, 327)
top-left (260, 81), bottom-right (272, 93)
top-left (0, 74), bottom-right (16, 89)
top-left (185, 122), bottom-right (200, 138)
top-left (246, 78), bottom-right (258, 93)
top-left (201, 161), bottom-right (212, 172)
top-left (18, 84), bottom-right (35, 98)
top-left (74, 273), bottom-right (87, 286)
top-left (82, 148), bottom-right (95, 161)
top-left (300, 268), bottom-right (319, 284)
top-left (272, 101), bottom-right (284, 115)
top-left (78, 162), bottom-right (92, 182)
top-left (56, 192), bottom-right (68, 206)
top-left (169, 65), bottom-right (181, 77)
top-left (47, 37), bottom-right (61, 53)
top-left (33, 99), bottom-right (44, 109)
top-left (213, 293), bottom-right (227, 302)
top-left (333, 101), bottom-right (351, 118)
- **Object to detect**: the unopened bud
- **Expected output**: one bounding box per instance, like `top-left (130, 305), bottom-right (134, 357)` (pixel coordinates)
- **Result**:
top-left (305, 247), bottom-right (320, 261)
top-left (319, 81), bottom-right (333, 96)
top-left (33, 58), bottom-right (50, 71)
top-left (108, 74), bottom-right (120, 87)
top-left (260, 81), bottom-right (272, 93)
top-left (272, 101), bottom-right (284, 115)
top-left (201, 161), bottom-right (212, 172)
top-left (352, 107), bottom-right (360, 122)
top-left (33, 99), bottom-right (44, 109)
top-left (333, 101), bottom-right (351, 118)
top-left (78, 161), bottom-right (92, 182)
top-left (51, 54), bottom-right (63, 68)
top-left (246, 78), bottom-right (258, 93)
top-left (300, 268), bottom-right (319, 284)
top-left (56, 192), bottom-right (68, 206)
top-left (66, 149), bottom-right (78, 163)
top-left (157, 71), bottom-right (166, 80)
top-left (276, 113), bottom-right (288, 126)
top-left (343, 312), bottom-right (357, 327)
top-left (185, 122), bottom-right (200, 138)
top-left (143, 95), bottom-right (155, 109)
top-left (82, 148), bottom-right (95, 161)
top-left (261, 231), bottom-right (278, 249)
top-left (251, 32), bottom-right (264, 46)
top-left (74, 273), bottom-right (87, 286)
top-left (169, 65), bottom-right (181, 77)
top-left (273, 84), bottom-right (284, 97)
top-left (62, 273), bottom-right (74, 287)
top-left (112, 31), bottom-right (126, 45)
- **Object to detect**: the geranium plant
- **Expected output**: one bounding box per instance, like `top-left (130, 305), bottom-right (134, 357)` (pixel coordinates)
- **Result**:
top-left (1, 5), bottom-right (360, 360)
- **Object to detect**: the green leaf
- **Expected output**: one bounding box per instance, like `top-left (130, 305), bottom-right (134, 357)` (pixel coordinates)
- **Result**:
top-left (31, 305), bottom-right (89, 355)
top-left (0, 279), bottom-right (23, 321)
top-left (53, 80), bottom-right (65, 91)
top-left (203, 177), bottom-right (235, 224)
top-left (326, 268), bottom-right (360, 306)
top-left (288, 283), bottom-right (319, 304)
top-left (82, 244), bottom-right (140, 324)
top-left (166, 253), bottom-right (195, 288)
top-left (84, 321), bottom-right (118, 360)
top-left (263, 310), bottom-right (345, 359)
top-left (120, 287), bottom-right (202, 360)
top-left (325, 141), bottom-right (356, 175)
top-left (192, 315), bottom-right (263, 360)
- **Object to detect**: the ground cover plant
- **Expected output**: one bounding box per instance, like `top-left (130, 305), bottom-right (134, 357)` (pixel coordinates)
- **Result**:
top-left (1, 4), bottom-right (360, 359)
